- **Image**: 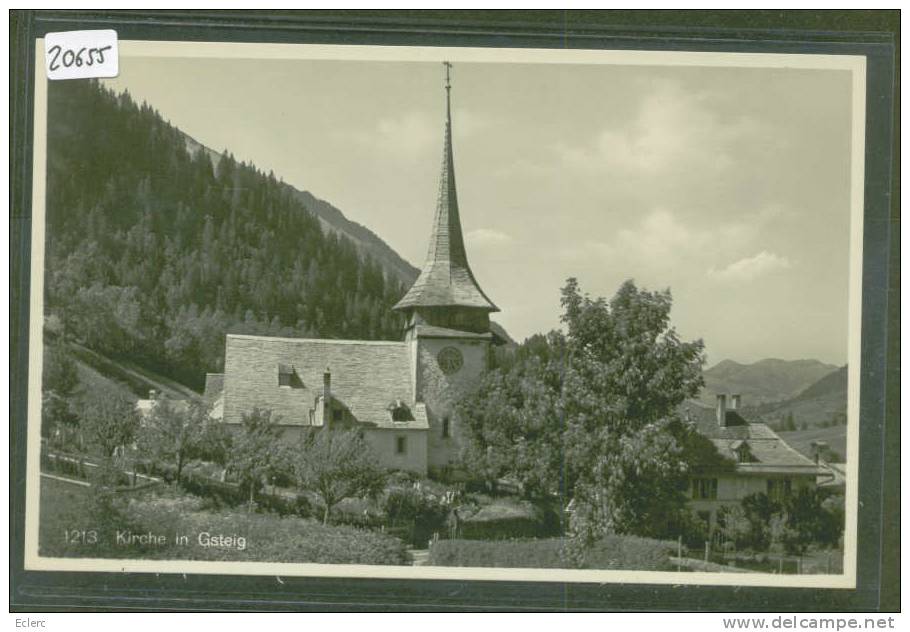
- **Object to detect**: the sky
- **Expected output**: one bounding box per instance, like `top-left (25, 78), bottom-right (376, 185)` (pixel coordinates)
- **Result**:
top-left (104, 55), bottom-right (855, 366)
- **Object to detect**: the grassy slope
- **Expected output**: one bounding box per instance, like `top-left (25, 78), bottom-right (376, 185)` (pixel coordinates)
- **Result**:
top-left (68, 342), bottom-right (200, 400)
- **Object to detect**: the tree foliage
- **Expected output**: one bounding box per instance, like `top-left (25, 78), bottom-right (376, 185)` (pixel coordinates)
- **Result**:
top-left (293, 429), bottom-right (387, 524)
top-left (79, 383), bottom-right (140, 459)
top-left (137, 396), bottom-right (212, 483)
top-left (45, 80), bottom-right (407, 389)
top-left (459, 278), bottom-right (707, 540)
top-left (225, 408), bottom-right (288, 508)
top-left (737, 490), bottom-right (844, 554)
top-left (41, 344), bottom-right (80, 440)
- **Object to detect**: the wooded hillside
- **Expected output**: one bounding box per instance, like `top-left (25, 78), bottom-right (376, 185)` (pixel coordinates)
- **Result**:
top-left (45, 80), bottom-right (407, 390)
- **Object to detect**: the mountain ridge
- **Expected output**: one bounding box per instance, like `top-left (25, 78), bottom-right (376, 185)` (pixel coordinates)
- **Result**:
top-left (183, 134), bottom-right (420, 288)
top-left (700, 357), bottom-right (839, 407)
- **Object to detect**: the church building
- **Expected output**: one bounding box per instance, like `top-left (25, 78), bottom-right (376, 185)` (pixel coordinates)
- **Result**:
top-left (206, 65), bottom-right (500, 476)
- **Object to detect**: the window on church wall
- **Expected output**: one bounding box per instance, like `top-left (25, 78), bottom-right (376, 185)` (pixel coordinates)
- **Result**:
top-left (395, 436), bottom-right (407, 455)
top-left (332, 408), bottom-right (343, 423)
top-left (442, 417), bottom-right (450, 438)
top-left (278, 365), bottom-right (293, 387)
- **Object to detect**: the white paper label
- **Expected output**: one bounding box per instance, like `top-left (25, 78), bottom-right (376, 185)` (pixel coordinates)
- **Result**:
top-left (44, 30), bottom-right (119, 80)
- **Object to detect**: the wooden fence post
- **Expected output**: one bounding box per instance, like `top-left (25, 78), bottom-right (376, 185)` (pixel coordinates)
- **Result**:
top-left (704, 540), bottom-right (709, 564)
top-left (677, 536), bottom-right (682, 571)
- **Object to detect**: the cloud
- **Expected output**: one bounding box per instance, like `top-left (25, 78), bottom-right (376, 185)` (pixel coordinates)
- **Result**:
top-left (558, 80), bottom-right (768, 178)
top-left (336, 111), bottom-right (438, 158)
top-left (466, 228), bottom-right (513, 247)
top-left (566, 209), bottom-right (712, 263)
top-left (708, 251), bottom-right (792, 282)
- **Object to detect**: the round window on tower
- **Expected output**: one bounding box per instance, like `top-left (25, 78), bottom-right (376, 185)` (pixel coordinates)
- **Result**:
top-left (437, 346), bottom-right (464, 375)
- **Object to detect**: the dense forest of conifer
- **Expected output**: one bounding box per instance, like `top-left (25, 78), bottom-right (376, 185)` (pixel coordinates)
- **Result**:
top-left (44, 80), bottom-right (407, 389)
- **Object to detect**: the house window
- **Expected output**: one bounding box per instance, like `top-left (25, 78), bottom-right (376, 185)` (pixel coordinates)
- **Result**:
top-left (396, 436), bottom-right (407, 455)
top-left (442, 417), bottom-right (450, 438)
top-left (691, 478), bottom-right (718, 500)
top-left (332, 409), bottom-right (343, 423)
top-left (767, 478), bottom-right (792, 501)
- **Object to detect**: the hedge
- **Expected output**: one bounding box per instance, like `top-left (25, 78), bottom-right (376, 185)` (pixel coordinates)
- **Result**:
top-left (38, 478), bottom-right (410, 565)
top-left (428, 535), bottom-right (674, 571)
top-left (456, 498), bottom-right (561, 541)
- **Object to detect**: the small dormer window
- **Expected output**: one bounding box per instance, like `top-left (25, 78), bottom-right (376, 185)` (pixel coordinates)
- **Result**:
top-left (732, 440), bottom-right (756, 464)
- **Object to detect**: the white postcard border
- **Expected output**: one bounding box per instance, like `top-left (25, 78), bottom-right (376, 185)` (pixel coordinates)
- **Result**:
top-left (24, 39), bottom-right (867, 589)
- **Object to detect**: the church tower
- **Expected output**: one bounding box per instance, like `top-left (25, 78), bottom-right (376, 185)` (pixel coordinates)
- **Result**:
top-left (393, 63), bottom-right (499, 471)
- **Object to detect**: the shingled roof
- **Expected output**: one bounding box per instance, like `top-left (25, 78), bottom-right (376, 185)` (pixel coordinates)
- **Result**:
top-left (685, 402), bottom-right (824, 474)
top-left (222, 334), bottom-right (426, 430)
top-left (393, 70), bottom-right (498, 313)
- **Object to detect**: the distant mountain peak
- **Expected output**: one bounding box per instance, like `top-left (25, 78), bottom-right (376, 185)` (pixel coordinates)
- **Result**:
top-left (701, 357), bottom-right (840, 406)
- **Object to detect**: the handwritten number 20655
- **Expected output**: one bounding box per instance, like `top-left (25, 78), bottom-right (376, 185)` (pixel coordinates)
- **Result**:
top-left (47, 44), bottom-right (112, 71)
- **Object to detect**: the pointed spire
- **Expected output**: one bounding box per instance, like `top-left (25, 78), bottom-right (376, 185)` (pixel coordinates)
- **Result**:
top-left (393, 63), bottom-right (498, 313)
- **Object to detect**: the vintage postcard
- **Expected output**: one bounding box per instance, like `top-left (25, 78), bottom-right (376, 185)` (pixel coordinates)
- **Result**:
top-left (24, 40), bottom-right (865, 588)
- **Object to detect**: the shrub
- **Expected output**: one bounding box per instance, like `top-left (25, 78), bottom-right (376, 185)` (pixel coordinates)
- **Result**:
top-left (39, 478), bottom-right (409, 565)
top-left (41, 451), bottom-right (89, 480)
top-left (382, 487), bottom-right (451, 547)
top-left (429, 538), bottom-right (564, 568)
top-left (456, 498), bottom-right (561, 541)
top-left (428, 534), bottom-right (673, 571)
top-left (124, 490), bottom-right (410, 565)
top-left (575, 534), bottom-right (675, 571)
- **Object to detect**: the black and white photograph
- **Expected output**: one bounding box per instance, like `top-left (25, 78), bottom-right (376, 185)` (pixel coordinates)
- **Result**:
top-left (23, 39), bottom-right (867, 588)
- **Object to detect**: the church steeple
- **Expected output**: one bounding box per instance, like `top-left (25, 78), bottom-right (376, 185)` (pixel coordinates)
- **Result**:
top-left (393, 63), bottom-right (498, 318)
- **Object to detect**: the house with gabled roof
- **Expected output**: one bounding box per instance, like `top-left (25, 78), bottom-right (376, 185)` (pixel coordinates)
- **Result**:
top-left (206, 65), bottom-right (501, 475)
top-left (686, 393), bottom-right (829, 530)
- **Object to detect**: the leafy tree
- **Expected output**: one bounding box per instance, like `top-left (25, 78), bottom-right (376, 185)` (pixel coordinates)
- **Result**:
top-left (458, 332), bottom-right (566, 498)
top-left (740, 492), bottom-right (782, 551)
top-left (460, 279), bottom-right (707, 540)
top-left (717, 505), bottom-right (752, 550)
top-left (41, 344), bottom-right (80, 441)
top-left (560, 279), bottom-right (706, 539)
top-left (293, 429), bottom-right (386, 524)
top-left (196, 421), bottom-right (234, 469)
top-left (780, 487), bottom-right (842, 555)
top-left (137, 396), bottom-right (211, 484)
top-left (226, 408), bottom-right (288, 510)
top-left (79, 384), bottom-right (139, 459)
top-left (740, 489), bottom-right (843, 554)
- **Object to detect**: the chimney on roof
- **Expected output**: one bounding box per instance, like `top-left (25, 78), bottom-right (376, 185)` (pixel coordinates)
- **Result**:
top-left (810, 440), bottom-right (828, 465)
top-left (323, 367), bottom-right (332, 428)
top-left (730, 394), bottom-right (741, 410)
top-left (716, 394), bottom-right (727, 427)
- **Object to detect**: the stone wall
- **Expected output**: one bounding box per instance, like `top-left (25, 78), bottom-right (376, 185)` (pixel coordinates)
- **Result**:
top-left (412, 336), bottom-right (489, 469)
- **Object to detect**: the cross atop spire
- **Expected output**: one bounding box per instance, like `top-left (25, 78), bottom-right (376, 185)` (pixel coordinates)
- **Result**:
top-left (393, 63), bottom-right (498, 315)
